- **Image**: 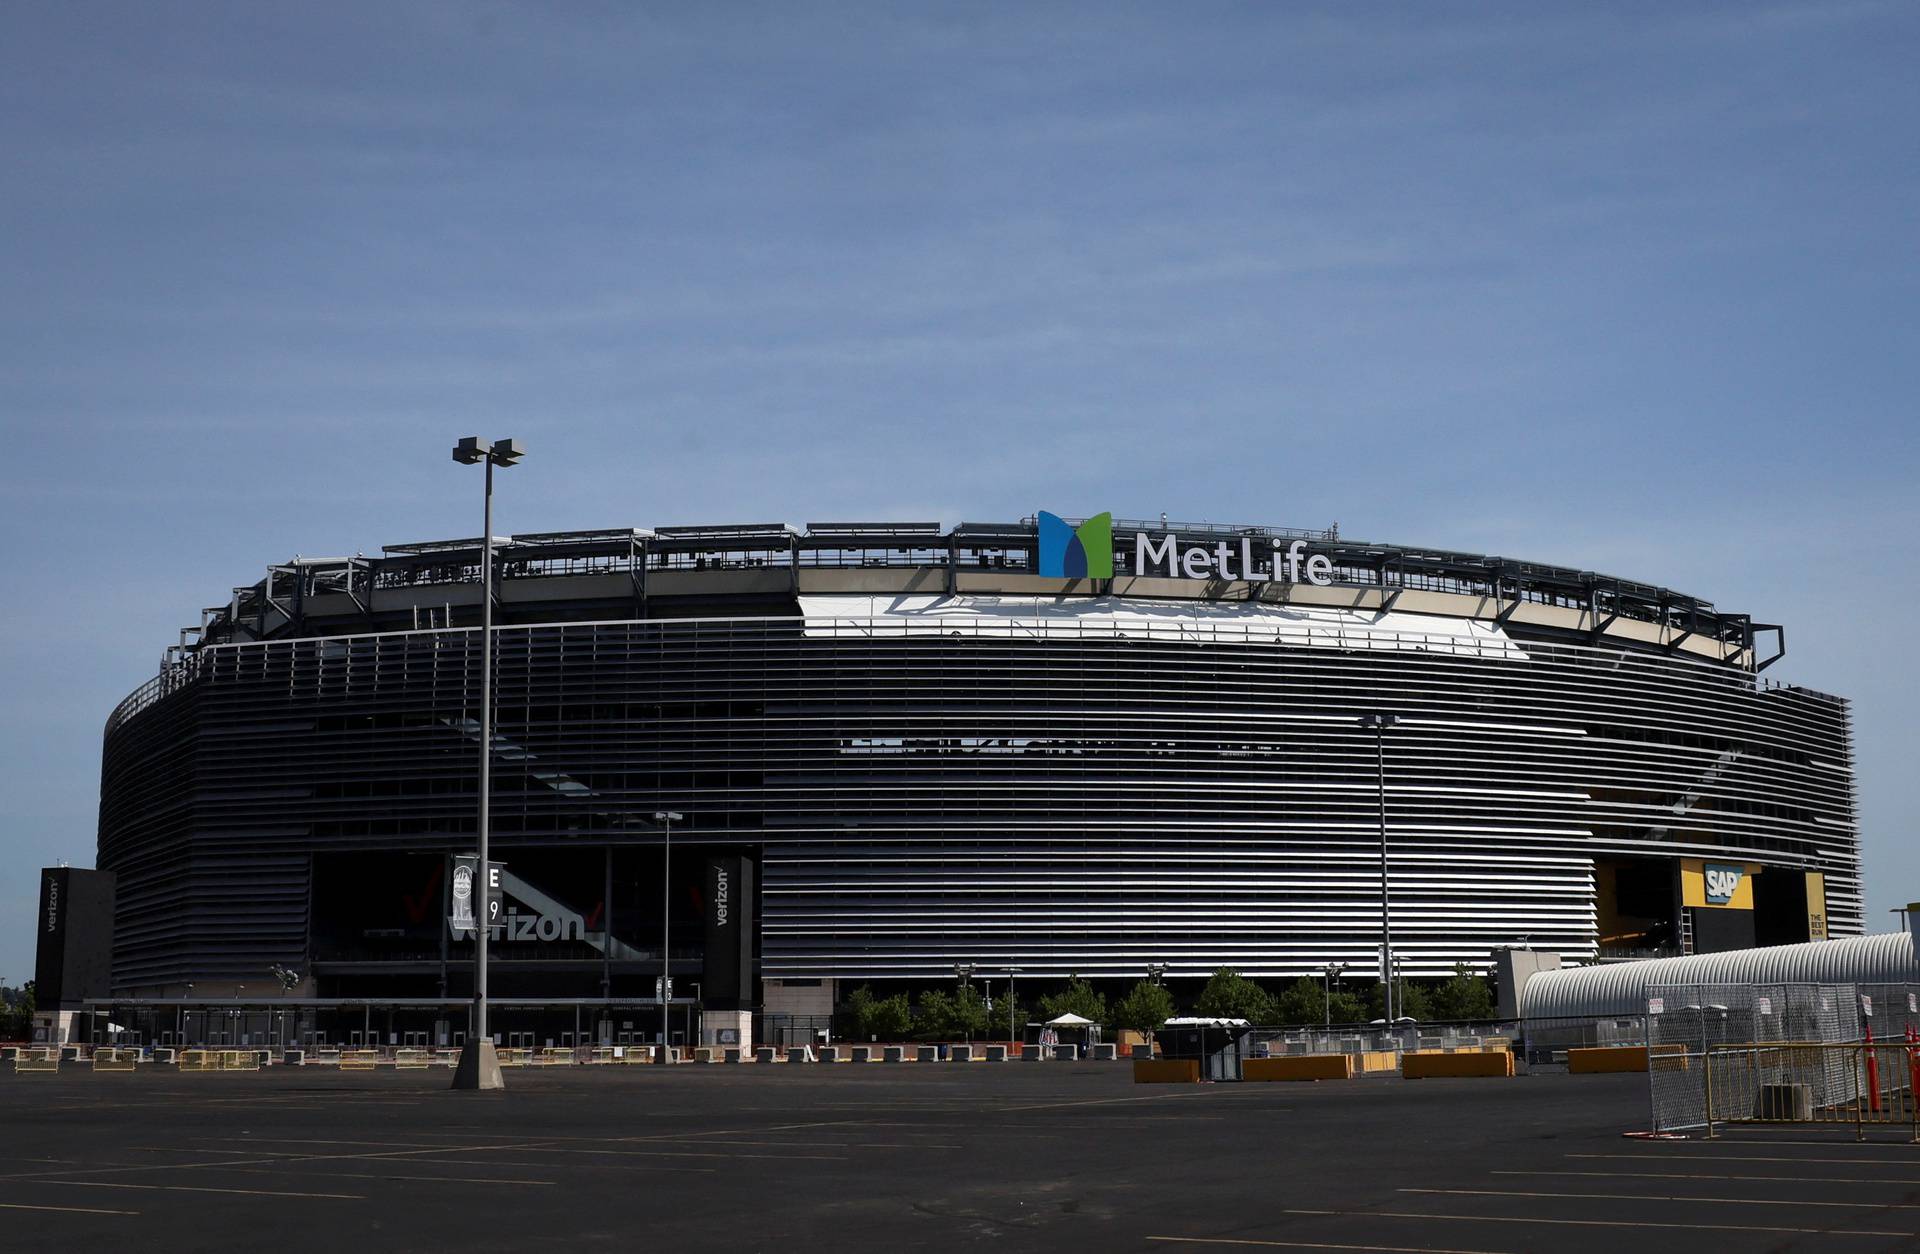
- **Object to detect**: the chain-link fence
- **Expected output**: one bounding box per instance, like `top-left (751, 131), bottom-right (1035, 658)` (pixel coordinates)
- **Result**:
top-left (1645, 982), bottom-right (1919, 1133)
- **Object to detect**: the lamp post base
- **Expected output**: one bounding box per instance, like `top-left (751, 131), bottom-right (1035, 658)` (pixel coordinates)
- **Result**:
top-left (451, 1039), bottom-right (505, 1090)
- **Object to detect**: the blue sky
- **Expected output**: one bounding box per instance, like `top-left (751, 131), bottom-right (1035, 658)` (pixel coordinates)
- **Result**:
top-left (2, 3), bottom-right (1915, 980)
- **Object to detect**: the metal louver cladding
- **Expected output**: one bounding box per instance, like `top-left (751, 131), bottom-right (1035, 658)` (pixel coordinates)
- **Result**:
top-left (98, 601), bottom-right (1861, 989)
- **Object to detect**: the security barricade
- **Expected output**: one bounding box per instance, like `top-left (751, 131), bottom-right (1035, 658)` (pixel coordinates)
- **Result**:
top-left (339, 1049), bottom-right (380, 1071)
top-left (91, 1048), bottom-right (140, 1072)
top-left (393, 1049), bottom-right (430, 1070)
top-left (13, 1049), bottom-right (60, 1074)
top-left (178, 1049), bottom-right (219, 1072)
top-left (1704, 1042), bottom-right (1920, 1141)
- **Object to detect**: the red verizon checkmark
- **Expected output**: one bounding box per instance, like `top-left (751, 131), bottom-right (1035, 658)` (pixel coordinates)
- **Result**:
top-left (585, 900), bottom-right (604, 931)
top-left (402, 862), bottom-right (444, 924)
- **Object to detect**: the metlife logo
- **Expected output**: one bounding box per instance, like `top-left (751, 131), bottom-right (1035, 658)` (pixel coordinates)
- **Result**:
top-left (1036, 512), bottom-right (1337, 586)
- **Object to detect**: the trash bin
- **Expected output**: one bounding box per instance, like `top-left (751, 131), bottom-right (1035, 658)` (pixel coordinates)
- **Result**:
top-left (1152, 1018), bottom-right (1254, 1081)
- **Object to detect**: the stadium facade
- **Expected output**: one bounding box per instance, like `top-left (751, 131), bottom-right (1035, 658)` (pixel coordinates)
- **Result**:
top-left (96, 514), bottom-right (1862, 1017)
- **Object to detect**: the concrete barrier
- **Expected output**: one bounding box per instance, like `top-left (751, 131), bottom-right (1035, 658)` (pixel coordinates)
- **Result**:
top-left (1402, 1050), bottom-right (1514, 1079)
top-left (724, 1048), bottom-right (743, 1064)
top-left (281, 1049), bottom-right (305, 1066)
top-left (1021, 1044), bottom-right (1043, 1061)
top-left (1244, 1054), bottom-right (1353, 1082)
top-left (1130, 1042), bottom-right (1155, 1059)
top-left (1568, 1045), bottom-right (1649, 1074)
top-left (822, 1046), bottom-right (844, 1063)
top-left (1132, 1058), bottom-right (1201, 1084)
top-left (754, 1047), bottom-right (777, 1064)
top-left (916, 1045), bottom-right (939, 1063)
top-left (1092, 1043), bottom-right (1117, 1061)
top-left (850, 1046), bottom-right (873, 1063)
top-left (985, 1045), bottom-right (1008, 1062)
top-left (1052, 1045), bottom-right (1078, 1061)
top-left (883, 1046), bottom-right (907, 1063)
top-left (787, 1047), bottom-right (814, 1064)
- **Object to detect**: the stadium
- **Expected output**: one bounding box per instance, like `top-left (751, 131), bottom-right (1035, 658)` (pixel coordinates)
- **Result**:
top-left (94, 513), bottom-right (1862, 1034)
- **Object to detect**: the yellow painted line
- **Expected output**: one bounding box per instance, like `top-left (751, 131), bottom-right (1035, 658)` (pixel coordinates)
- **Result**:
top-left (1280, 1209), bottom-right (1911, 1238)
top-left (1499, 1169), bottom-right (1920, 1186)
top-left (1406, 1187), bottom-right (1920, 1211)
top-left (0, 1200), bottom-right (140, 1216)
top-left (43, 1180), bottom-right (363, 1200)
top-left (1147, 1238), bottom-right (1512, 1253)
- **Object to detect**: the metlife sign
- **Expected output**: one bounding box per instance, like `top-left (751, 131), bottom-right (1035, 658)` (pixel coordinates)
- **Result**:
top-left (1037, 511), bottom-right (1337, 586)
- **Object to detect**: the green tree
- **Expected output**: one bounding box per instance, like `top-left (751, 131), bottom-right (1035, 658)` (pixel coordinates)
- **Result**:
top-left (1366, 979), bottom-right (1432, 1022)
top-left (1112, 980), bottom-right (1175, 1034)
top-left (843, 984), bottom-right (914, 1040)
top-left (0, 981), bottom-right (32, 1040)
top-left (915, 986), bottom-right (990, 1040)
top-left (1193, 968), bottom-right (1276, 1023)
top-left (1037, 977), bottom-right (1107, 1026)
top-left (1277, 976), bottom-right (1335, 1025)
top-left (1327, 989), bottom-right (1367, 1025)
top-left (1428, 964), bottom-right (1496, 1022)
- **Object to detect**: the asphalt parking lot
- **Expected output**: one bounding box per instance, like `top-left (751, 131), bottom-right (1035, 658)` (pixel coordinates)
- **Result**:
top-left (4, 1062), bottom-right (1919, 1253)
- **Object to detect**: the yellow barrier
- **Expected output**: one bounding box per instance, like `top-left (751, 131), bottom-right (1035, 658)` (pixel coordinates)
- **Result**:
top-left (394, 1049), bottom-right (429, 1070)
top-left (618, 1046), bottom-right (654, 1064)
top-left (91, 1049), bottom-right (139, 1072)
top-left (1569, 1045), bottom-right (1657, 1074)
top-left (339, 1049), bottom-right (380, 1071)
top-left (1132, 1058), bottom-right (1201, 1084)
top-left (221, 1050), bottom-right (261, 1071)
top-left (178, 1049), bottom-right (218, 1072)
top-left (1402, 1050), bottom-right (1514, 1079)
top-left (13, 1050), bottom-right (59, 1074)
top-left (1244, 1054), bottom-right (1354, 1082)
top-left (1357, 1050), bottom-right (1399, 1074)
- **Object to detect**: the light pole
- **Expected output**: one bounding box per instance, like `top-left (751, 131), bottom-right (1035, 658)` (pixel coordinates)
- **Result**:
top-left (1358, 713), bottom-right (1399, 1026)
top-left (1323, 962), bottom-right (1347, 1029)
top-left (451, 435), bottom-right (524, 1091)
top-left (955, 964), bottom-right (975, 1043)
top-left (654, 810), bottom-right (683, 1063)
top-left (1005, 967), bottom-right (1023, 1046)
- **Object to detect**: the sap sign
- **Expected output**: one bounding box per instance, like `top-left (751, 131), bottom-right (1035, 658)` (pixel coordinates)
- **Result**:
top-left (1704, 863), bottom-right (1745, 906)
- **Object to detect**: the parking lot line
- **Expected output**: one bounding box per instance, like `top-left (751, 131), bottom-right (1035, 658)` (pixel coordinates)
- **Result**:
top-left (1572, 1152), bottom-right (1920, 1167)
top-left (1497, 1168), bottom-right (1920, 1185)
top-left (221, 1167), bottom-right (557, 1186)
top-left (1146, 1237), bottom-right (1512, 1253)
top-left (0, 1200), bottom-right (140, 1216)
top-left (39, 1180), bottom-right (364, 1200)
top-left (1405, 1187), bottom-right (1920, 1210)
top-left (1280, 1208), bottom-right (1913, 1238)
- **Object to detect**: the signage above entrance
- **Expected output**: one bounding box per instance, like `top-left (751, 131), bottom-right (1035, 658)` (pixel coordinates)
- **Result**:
top-left (1037, 512), bottom-right (1337, 586)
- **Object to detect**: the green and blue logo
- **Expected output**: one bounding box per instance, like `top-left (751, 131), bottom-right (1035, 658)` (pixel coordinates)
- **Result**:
top-left (1037, 511), bottom-right (1113, 579)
